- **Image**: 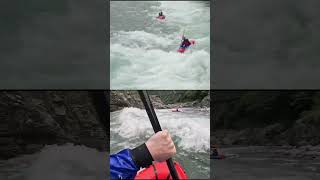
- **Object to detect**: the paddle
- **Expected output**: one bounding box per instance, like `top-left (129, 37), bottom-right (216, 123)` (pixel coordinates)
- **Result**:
top-left (182, 29), bottom-right (185, 40)
top-left (138, 90), bottom-right (180, 180)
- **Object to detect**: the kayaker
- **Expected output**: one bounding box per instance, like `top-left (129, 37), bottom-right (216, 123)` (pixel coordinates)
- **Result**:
top-left (211, 148), bottom-right (218, 157)
top-left (210, 145), bottom-right (225, 159)
top-left (159, 11), bottom-right (164, 17)
top-left (110, 130), bottom-right (176, 179)
top-left (180, 36), bottom-right (191, 49)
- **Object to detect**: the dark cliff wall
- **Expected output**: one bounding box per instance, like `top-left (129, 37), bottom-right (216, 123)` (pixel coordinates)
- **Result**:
top-left (0, 91), bottom-right (108, 159)
top-left (212, 91), bottom-right (320, 146)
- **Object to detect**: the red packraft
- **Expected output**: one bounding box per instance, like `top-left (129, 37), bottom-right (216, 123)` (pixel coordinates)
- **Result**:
top-left (135, 161), bottom-right (188, 180)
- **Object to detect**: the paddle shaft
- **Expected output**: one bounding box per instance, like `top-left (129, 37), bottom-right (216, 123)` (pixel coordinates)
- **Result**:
top-left (138, 90), bottom-right (179, 180)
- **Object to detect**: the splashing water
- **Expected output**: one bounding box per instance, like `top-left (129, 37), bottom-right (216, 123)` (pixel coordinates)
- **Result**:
top-left (110, 1), bottom-right (210, 90)
top-left (110, 107), bottom-right (210, 179)
top-left (0, 144), bottom-right (107, 180)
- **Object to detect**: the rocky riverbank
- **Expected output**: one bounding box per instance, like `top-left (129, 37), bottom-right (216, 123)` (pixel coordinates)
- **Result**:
top-left (212, 91), bottom-right (320, 160)
top-left (110, 91), bottom-right (210, 112)
top-left (211, 129), bottom-right (320, 160)
top-left (0, 91), bottom-right (107, 160)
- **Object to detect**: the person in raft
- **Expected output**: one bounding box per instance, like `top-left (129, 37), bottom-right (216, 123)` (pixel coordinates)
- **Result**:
top-left (180, 36), bottom-right (191, 49)
top-left (110, 130), bottom-right (176, 179)
top-left (159, 11), bottom-right (164, 17)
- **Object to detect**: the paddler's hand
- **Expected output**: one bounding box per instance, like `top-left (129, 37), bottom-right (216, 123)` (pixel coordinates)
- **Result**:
top-left (145, 130), bottom-right (176, 162)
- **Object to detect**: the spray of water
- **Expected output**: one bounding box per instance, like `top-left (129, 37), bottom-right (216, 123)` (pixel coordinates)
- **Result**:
top-left (24, 144), bottom-right (107, 180)
top-left (110, 1), bottom-right (210, 89)
top-left (111, 107), bottom-right (210, 153)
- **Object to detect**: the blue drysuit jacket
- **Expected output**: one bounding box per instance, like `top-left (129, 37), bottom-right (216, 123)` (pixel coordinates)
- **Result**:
top-left (110, 149), bottom-right (139, 179)
top-left (110, 143), bottom-right (154, 179)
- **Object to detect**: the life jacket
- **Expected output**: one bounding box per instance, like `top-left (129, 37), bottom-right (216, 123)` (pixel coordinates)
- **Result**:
top-left (184, 40), bottom-right (191, 47)
top-left (135, 161), bottom-right (188, 180)
top-left (181, 40), bottom-right (191, 48)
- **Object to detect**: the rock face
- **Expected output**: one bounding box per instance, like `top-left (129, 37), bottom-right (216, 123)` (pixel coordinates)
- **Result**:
top-left (212, 123), bottom-right (286, 146)
top-left (110, 91), bottom-right (168, 111)
top-left (211, 91), bottom-right (320, 159)
top-left (110, 91), bottom-right (210, 112)
top-left (199, 94), bottom-right (210, 107)
top-left (0, 91), bottom-right (107, 159)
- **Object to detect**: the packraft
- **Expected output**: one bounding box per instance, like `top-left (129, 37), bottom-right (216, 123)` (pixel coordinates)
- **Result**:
top-left (177, 40), bottom-right (196, 53)
top-left (135, 161), bottom-right (188, 179)
top-left (157, 15), bottom-right (166, 20)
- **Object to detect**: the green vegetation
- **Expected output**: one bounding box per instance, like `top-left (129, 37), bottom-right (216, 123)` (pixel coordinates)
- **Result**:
top-left (213, 91), bottom-right (320, 146)
top-left (214, 91), bottom-right (320, 129)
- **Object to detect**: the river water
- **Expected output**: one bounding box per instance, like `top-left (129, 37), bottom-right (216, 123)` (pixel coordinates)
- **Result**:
top-left (110, 107), bottom-right (210, 179)
top-left (0, 144), bottom-right (107, 180)
top-left (211, 146), bottom-right (320, 180)
top-left (110, 1), bottom-right (210, 90)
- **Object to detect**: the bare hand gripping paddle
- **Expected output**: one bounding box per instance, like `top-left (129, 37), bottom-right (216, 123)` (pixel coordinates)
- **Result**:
top-left (138, 90), bottom-right (180, 180)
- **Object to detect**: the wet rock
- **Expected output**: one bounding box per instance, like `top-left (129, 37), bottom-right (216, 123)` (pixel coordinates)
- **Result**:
top-left (0, 137), bottom-right (15, 145)
top-left (53, 105), bottom-right (66, 116)
top-left (24, 144), bottom-right (44, 154)
top-left (0, 142), bottom-right (21, 159)
top-left (110, 91), bottom-right (210, 111)
top-left (0, 91), bottom-right (108, 159)
top-left (52, 94), bottom-right (64, 102)
top-left (199, 95), bottom-right (210, 108)
top-left (110, 91), bottom-right (143, 111)
top-left (110, 91), bottom-right (168, 111)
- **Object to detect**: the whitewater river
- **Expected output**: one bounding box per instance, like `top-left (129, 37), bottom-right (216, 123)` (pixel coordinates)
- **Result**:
top-left (110, 1), bottom-right (210, 90)
top-left (211, 146), bottom-right (320, 180)
top-left (0, 144), bottom-right (107, 180)
top-left (110, 107), bottom-right (210, 179)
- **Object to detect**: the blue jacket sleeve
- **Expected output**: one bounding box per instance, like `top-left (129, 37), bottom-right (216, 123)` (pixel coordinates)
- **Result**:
top-left (110, 149), bottom-right (139, 179)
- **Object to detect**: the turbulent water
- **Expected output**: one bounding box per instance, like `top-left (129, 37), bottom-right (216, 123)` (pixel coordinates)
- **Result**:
top-left (212, 146), bottom-right (320, 180)
top-left (110, 107), bottom-right (210, 179)
top-left (110, 1), bottom-right (210, 90)
top-left (0, 144), bottom-right (107, 180)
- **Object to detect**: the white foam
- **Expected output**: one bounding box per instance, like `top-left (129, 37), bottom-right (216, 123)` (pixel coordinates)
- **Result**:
top-left (111, 30), bottom-right (174, 49)
top-left (24, 144), bottom-right (107, 180)
top-left (110, 41), bottom-right (210, 89)
top-left (111, 107), bottom-right (210, 153)
top-left (110, 1), bottom-right (210, 89)
top-left (158, 1), bottom-right (209, 25)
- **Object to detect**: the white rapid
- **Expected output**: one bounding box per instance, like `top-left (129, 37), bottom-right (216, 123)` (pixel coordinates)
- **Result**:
top-left (110, 107), bottom-right (210, 179)
top-left (0, 144), bottom-right (107, 180)
top-left (110, 1), bottom-right (210, 89)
